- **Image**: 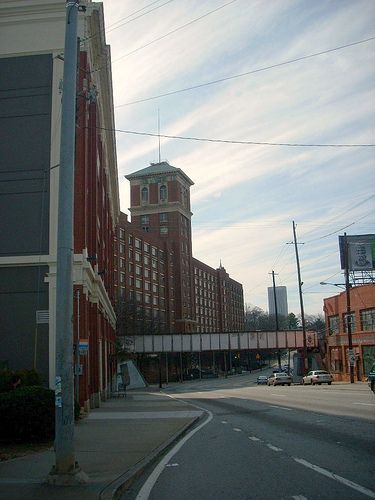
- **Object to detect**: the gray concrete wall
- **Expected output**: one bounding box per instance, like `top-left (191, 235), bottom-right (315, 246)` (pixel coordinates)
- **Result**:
top-left (0, 266), bottom-right (49, 383)
top-left (0, 54), bottom-right (52, 256)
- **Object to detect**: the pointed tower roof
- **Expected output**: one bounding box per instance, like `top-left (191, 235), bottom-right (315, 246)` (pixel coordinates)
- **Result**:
top-left (125, 161), bottom-right (194, 185)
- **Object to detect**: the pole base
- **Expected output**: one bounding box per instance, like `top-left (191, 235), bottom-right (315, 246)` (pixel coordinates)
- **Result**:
top-left (46, 463), bottom-right (89, 486)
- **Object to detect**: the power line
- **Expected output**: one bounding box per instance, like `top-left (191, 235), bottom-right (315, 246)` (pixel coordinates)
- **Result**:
top-left (112, 0), bottom-right (238, 63)
top-left (116, 36), bottom-right (375, 107)
top-left (304, 209), bottom-right (374, 243)
top-left (93, 126), bottom-right (375, 147)
top-left (300, 194), bottom-right (375, 239)
top-left (81, 0), bottom-right (175, 46)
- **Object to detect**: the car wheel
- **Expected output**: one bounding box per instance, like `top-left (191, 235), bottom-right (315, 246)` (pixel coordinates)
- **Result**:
top-left (302, 379), bottom-right (305, 385)
top-left (288, 383), bottom-right (291, 386)
top-left (318, 383), bottom-right (322, 385)
top-left (371, 381), bottom-right (375, 394)
top-left (311, 381), bottom-right (314, 385)
top-left (328, 382), bottom-right (332, 385)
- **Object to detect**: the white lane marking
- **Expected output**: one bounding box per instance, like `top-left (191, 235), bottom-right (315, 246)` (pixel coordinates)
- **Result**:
top-left (248, 436), bottom-right (261, 441)
top-left (233, 428), bottom-right (242, 432)
top-left (267, 444), bottom-right (282, 452)
top-left (165, 463), bottom-right (179, 467)
top-left (221, 420), bottom-right (228, 424)
top-left (269, 405), bottom-right (292, 411)
top-left (293, 457), bottom-right (375, 499)
top-left (292, 496), bottom-right (308, 500)
top-left (352, 402), bottom-right (375, 406)
top-left (136, 400), bottom-right (213, 500)
top-left (270, 393), bottom-right (287, 396)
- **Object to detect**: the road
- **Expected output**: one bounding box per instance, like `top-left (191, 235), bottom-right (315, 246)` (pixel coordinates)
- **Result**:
top-left (126, 371), bottom-right (375, 500)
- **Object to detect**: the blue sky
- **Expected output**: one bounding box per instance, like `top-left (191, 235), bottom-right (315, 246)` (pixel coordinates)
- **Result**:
top-left (103, 0), bottom-right (375, 315)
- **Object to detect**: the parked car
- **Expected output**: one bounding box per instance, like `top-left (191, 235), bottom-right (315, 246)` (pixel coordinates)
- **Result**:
top-left (302, 370), bottom-right (333, 385)
top-left (367, 363), bottom-right (375, 394)
top-left (256, 375), bottom-right (268, 385)
top-left (267, 372), bottom-right (292, 386)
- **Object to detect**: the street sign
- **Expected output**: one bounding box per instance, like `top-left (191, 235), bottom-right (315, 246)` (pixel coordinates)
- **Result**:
top-left (348, 349), bottom-right (355, 366)
top-left (79, 340), bottom-right (89, 356)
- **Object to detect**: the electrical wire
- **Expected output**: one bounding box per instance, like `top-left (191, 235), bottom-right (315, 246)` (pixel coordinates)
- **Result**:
top-left (112, 0), bottom-right (238, 63)
top-left (92, 125), bottom-right (375, 147)
top-left (116, 36), bottom-right (375, 107)
top-left (81, 0), bottom-right (175, 45)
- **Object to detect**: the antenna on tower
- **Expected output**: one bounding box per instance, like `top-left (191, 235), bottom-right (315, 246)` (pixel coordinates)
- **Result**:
top-left (158, 108), bottom-right (161, 163)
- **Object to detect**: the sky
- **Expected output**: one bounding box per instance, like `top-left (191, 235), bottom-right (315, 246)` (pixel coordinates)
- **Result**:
top-left (101, 0), bottom-right (375, 316)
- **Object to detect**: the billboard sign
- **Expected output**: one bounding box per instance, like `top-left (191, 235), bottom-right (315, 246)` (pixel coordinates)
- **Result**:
top-left (339, 234), bottom-right (375, 271)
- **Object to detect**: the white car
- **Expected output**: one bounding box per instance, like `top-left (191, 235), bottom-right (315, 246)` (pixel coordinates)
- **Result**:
top-left (303, 370), bottom-right (333, 385)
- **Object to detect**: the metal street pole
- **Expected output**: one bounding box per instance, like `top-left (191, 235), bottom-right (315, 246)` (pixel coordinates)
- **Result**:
top-left (48, 0), bottom-right (87, 484)
top-left (292, 221), bottom-right (308, 375)
top-left (344, 233), bottom-right (355, 383)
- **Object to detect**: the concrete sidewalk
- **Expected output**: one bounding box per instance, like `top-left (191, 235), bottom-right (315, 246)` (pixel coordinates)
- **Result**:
top-left (0, 388), bottom-right (203, 500)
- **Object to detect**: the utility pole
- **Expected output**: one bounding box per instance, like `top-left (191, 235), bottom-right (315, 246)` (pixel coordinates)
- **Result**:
top-left (48, 1), bottom-right (87, 485)
top-left (270, 270), bottom-right (281, 369)
top-left (344, 233), bottom-right (355, 383)
top-left (292, 221), bottom-right (308, 376)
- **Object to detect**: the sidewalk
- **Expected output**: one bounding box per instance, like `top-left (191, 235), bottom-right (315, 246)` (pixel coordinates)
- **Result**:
top-left (0, 388), bottom-right (203, 500)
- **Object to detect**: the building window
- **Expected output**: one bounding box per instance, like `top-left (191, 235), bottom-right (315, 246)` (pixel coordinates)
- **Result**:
top-left (152, 259), bottom-right (157, 269)
top-left (344, 313), bottom-right (356, 333)
top-left (128, 263), bottom-right (133, 273)
top-left (119, 228), bottom-right (125, 240)
top-left (120, 258), bottom-right (125, 268)
top-left (153, 296), bottom-right (158, 306)
top-left (160, 212), bottom-right (168, 223)
top-left (144, 242), bottom-right (150, 253)
top-left (119, 243), bottom-right (125, 254)
top-left (128, 276), bottom-right (134, 286)
top-left (128, 235), bottom-right (133, 246)
top-left (141, 215), bottom-right (149, 225)
top-left (159, 185), bottom-right (167, 201)
top-left (152, 247), bottom-right (157, 256)
top-left (144, 268), bottom-right (150, 278)
top-left (120, 273), bottom-right (125, 283)
top-left (360, 309), bottom-right (375, 331)
top-left (135, 252), bottom-right (141, 262)
top-left (136, 265), bottom-right (142, 276)
top-left (145, 294), bottom-right (151, 304)
top-left (160, 227), bottom-right (168, 235)
top-left (145, 281), bottom-right (151, 291)
top-left (144, 255), bottom-right (150, 265)
top-left (136, 292), bottom-right (142, 302)
top-left (135, 238), bottom-right (141, 249)
top-left (141, 187), bottom-right (148, 203)
top-left (153, 284), bottom-right (158, 294)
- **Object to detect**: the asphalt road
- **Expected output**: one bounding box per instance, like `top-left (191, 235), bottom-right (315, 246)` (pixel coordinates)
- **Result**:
top-left (127, 372), bottom-right (375, 500)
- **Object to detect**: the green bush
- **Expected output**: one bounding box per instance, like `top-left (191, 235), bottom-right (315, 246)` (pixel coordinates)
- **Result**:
top-left (0, 369), bottom-right (42, 393)
top-left (0, 386), bottom-right (55, 442)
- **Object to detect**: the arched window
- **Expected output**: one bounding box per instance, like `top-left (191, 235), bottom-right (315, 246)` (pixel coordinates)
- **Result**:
top-left (141, 187), bottom-right (148, 203)
top-left (159, 185), bottom-right (167, 201)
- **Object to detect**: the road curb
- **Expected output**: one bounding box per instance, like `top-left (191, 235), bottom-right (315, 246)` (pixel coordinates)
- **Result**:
top-left (99, 413), bottom-right (207, 500)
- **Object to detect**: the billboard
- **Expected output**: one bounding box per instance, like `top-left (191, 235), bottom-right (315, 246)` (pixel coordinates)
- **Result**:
top-left (339, 234), bottom-right (375, 271)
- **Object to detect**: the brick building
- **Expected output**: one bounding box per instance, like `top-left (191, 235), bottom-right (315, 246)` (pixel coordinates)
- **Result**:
top-left (115, 161), bottom-right (245, 344)
top-left (0, 1), bottom-right (119, 409)
top-left (323, 284), bottom-right (375, 381)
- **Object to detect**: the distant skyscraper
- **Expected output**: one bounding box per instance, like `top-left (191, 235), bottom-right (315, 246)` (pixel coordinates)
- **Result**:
top-left (268, 286), bottom-right (288, 318)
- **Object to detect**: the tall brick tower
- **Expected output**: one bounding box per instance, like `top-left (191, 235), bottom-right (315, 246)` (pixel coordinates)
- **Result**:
top-left (126, 162), bottom-right (196, 333)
